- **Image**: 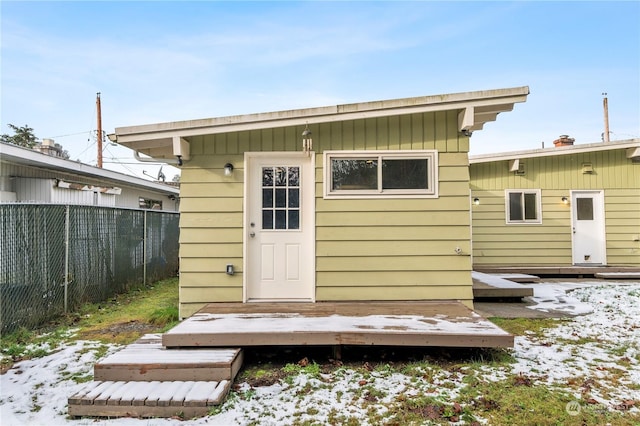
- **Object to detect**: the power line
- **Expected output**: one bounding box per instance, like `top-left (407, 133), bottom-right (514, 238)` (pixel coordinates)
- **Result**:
top-left (45, 130), bottom-right (92, 139)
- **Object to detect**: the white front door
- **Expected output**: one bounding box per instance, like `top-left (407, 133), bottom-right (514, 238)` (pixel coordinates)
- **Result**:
top-left (571, 190), bottom-right (606, 265)
top-left (245, 153), bottom-right (315, 301)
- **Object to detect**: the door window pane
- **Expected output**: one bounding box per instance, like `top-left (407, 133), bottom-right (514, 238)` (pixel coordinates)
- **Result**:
top-left (577, 198), bottom-right (594, 220)
top-left (263, 168), bottom-right (273, 186)
top-left (288, 189), bottom-right (299, 208)
top-left (288, 167), bottom-right (300, 186)
top-left (262, 210), bottom-right (273, 229)
top-left (288, 210), bottom-right (299, 229)
top-left (275, 167), bottom-right (287, 186)
top-left (382, 159), bottom-right (428, 189)
top-left (262, 189), bottom-right (273, 208)
top-left (275, 189), bottom-right (286, 208)
top-left (275, 210), bottom-right (287, 229)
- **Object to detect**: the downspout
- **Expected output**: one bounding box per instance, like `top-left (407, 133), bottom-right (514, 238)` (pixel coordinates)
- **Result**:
top-left (133, 151), bottom-right (182, 166)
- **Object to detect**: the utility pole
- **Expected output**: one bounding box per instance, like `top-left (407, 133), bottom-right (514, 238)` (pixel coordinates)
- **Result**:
top-left (602, 92), bottom-right (610, 143)
top-left (96, 92), bottom-right (103, 168)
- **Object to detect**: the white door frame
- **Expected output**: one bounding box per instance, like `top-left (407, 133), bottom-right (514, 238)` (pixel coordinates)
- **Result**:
top-left (243, 152), bottom-right (316, 302)
top-left (570, 190), bottom-right (607, 265)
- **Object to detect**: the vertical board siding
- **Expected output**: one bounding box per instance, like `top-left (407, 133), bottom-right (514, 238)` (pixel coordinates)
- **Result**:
top-left (470, 149), bottom-right (640, 266)
top-left (178, 112), bottom-right (473, 315)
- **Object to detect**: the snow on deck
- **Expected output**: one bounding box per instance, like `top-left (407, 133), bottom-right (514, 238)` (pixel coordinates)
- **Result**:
top-left (162, 301), bottom-right (513, 348)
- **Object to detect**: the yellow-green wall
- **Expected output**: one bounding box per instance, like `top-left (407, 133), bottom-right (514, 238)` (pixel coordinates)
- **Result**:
top-left (470, 149), bottom-right (640, 266)
top-left (177, 111), bottom-right (474, 316)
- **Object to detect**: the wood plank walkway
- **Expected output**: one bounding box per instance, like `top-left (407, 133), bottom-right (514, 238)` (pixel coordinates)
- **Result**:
top-left (68, 380), bottom-right (230, 418)
top-left (163, 301), bottom-right (513, 348)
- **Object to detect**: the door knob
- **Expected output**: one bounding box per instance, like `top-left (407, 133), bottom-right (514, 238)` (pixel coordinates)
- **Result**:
top-left (250, 232), bottom-right (255, 238)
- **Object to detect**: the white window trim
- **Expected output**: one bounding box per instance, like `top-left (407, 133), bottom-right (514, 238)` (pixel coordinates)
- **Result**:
top-left (505, 189), bottom-right (542, 225)
top-left (323, 150), bottom-right (438, 199)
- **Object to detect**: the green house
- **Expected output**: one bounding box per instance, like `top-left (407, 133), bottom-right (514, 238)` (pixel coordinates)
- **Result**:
top-left (115, 87), bottom-right (529, 318)
top-left (470, 138), bottom-right (640, 268)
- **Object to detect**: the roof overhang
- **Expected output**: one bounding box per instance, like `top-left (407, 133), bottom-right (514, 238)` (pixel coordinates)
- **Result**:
top-left (0, 142), bottom-right (179, 195)
top-left (113, 86), bottom-right (529, 162)
top-left (469, 139), bottom-right (640, 164)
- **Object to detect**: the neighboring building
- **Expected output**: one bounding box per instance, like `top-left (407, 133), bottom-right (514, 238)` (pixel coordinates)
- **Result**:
top-left (114, 86), bottom-right (529, 317)
top-left (470, 138), bottom-right (640, 267)
top-left (0, 142), bottom-right (180, 211)
top-left (33, 138), bottom-right (68, 159)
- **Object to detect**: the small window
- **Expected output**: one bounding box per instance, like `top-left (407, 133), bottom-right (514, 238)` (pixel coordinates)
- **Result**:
top-left (505, 190), bottom-right (541, 224)
top-left (139, 197), bottom-right (163, 210)
top-left (324, 150), bottom-right (438, 199)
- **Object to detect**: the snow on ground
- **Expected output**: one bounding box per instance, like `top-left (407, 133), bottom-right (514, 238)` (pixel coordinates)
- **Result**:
top-left (1, 280), bottom-right (639, 425)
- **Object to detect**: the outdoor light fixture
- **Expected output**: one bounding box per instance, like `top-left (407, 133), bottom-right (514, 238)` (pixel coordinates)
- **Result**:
top-left (562, 196), bottom-right (569, 205)
top-left (473, 197), bottom-right (480, 205)
top-left (302, 124), bottom-right (313, 153)
top-left (224, 163), bottom-right (234, 176)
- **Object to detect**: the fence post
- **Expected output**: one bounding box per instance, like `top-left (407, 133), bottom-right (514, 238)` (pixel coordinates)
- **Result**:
top-left (64, 205), bottom-right (70, 313)
top-left (143, 210), bottom-right (147, 285)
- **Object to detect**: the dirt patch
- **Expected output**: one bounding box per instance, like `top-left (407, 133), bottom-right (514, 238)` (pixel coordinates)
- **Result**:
top-left (79, 321), bottom-right (159, 342)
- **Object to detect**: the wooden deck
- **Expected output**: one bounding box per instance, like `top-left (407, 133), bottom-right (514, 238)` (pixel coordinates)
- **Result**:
top-left (162, 301), bottom-right (513, 349)
top-left (475, 265), bottom-right (640, 277)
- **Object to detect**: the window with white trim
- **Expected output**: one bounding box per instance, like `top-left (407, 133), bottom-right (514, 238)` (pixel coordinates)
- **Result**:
top-left (505, 189), bottom-right (541, 224)
top-left (324, 150), bottom-right (438, 198)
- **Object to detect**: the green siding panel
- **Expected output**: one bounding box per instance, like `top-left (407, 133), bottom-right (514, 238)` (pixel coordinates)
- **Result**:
top-left (471, 149), bottom-right (640, 267)
top-left (178, 111), bottom-right (473, 306)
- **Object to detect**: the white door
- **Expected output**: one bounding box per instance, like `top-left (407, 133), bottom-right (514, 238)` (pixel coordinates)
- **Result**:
top-left (571, 190), bottom-right (606, 265)
top-left (245, 153), bottom-right (315, 301)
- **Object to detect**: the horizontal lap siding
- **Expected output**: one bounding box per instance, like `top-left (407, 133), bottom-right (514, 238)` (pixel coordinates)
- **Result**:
top-left (179, 112), bottom-right (473, 316)
top-left (471, 149), bottom-right (640, 267)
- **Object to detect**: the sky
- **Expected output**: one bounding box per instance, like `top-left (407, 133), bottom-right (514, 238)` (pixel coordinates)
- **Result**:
top-left (1, 1), bottom-right (639, 180)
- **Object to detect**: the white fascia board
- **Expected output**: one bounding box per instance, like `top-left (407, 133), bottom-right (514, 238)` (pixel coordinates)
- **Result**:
top-left (0, 142), bottom-right (179, 195)
top-left (115, 87), bottom-right (530, 151)
top-left (470, 139), bottom-right (640, 164)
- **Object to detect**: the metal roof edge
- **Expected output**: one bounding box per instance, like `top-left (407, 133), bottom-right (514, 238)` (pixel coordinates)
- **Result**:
top-left (0, 142), bottom-right (179, 194)
top-left (469, 138), bottom-right (640, 164)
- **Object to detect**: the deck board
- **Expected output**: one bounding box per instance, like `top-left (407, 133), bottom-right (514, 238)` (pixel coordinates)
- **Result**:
top-left (163, 301), bottom-right (513, 348)
top-left (68, 380), bottom-right (230, 418)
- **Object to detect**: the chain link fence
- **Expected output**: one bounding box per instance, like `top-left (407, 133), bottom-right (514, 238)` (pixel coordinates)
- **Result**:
top-left (0, 204), bottom-right (179, 334)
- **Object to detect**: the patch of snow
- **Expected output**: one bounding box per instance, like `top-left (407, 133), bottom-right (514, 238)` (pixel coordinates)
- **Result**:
top-left (525, 282), bottom-right (597, 315)
top-left (472, 271), bottom-right (528, 289)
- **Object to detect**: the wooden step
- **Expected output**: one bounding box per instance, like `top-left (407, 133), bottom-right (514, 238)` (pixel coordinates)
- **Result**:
top-left (94, 343), bottom-right (243, 382)
top-left (595, 272), bottom-right (640, 279)
top-left (68, 380), bottom-right (230, 418)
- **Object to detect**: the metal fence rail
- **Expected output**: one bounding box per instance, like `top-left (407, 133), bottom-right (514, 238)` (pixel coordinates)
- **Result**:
top-left (0, 204), bottom-right (179, 334)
